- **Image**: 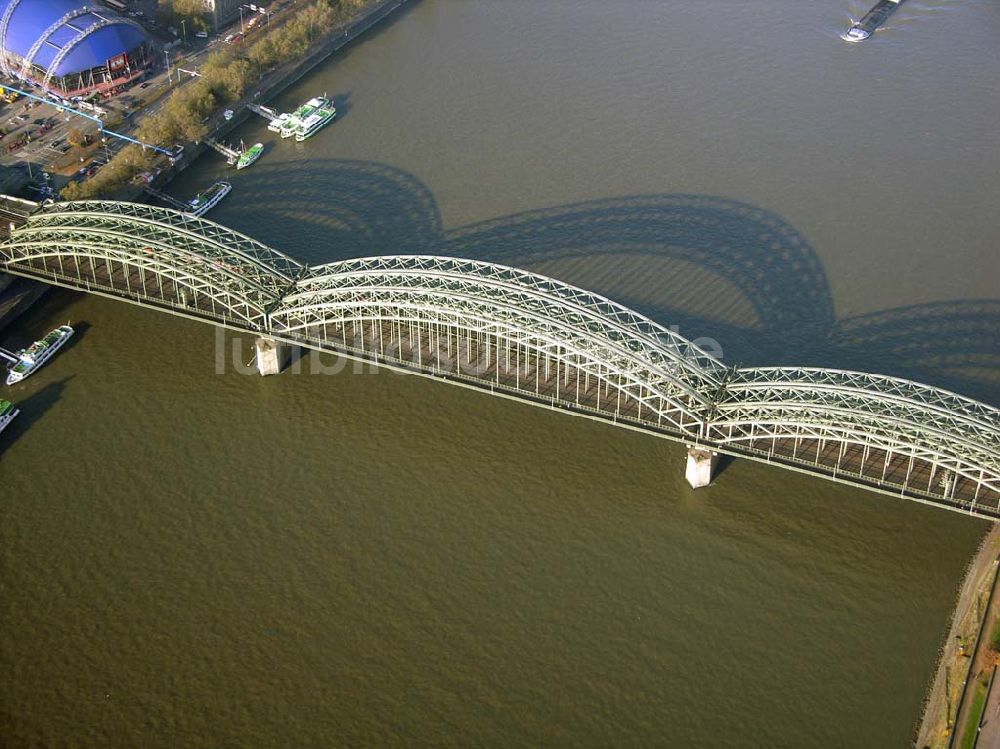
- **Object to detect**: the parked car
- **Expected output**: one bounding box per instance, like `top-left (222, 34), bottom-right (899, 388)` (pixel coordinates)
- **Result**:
top-left (195, 30), bottom-right (208, 39)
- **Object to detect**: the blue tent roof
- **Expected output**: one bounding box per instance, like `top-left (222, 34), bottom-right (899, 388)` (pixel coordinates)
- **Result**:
top-left (0, 0), bottom-right (147, 76)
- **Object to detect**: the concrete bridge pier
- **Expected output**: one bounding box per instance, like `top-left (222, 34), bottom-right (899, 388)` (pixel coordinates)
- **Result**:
top-left (255, 336), bottom-right (289, 376)
top-left (685, 447), bottom-right (719, 489)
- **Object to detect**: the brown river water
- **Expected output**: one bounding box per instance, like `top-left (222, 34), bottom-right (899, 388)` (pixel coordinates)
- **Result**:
top-left (3, 1), bottom-right (1000, 745)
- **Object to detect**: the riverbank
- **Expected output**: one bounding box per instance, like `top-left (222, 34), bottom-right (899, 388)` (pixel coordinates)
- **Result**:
top-left (915, 523), bottom-right (1000, 748)
top-left (143, 0), bottom-right (411, 195)
top-left (0, 0), bottom-right (411, 335)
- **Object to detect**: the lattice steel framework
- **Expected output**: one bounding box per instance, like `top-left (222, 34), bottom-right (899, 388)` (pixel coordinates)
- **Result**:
top-left (1, 200), bottom-right (999, 515)
top-left (274, 255), bottom-right (728, 435)
top-left (0, 200), bottom-right (303, 328)
top-left (711, 368), bottom-right (1000, 509)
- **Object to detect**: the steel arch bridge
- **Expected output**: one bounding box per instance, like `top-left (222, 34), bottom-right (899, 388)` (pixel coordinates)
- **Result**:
top-left (2, 199), bottom-right (998, 516)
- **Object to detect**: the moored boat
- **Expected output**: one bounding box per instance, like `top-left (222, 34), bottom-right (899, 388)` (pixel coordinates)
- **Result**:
top-left (295, 96), bottom-right (336, 141)
top-left (5, 325), bottom-right (74, 386)
top-left (267, 112), bottom-right (291, 132)
top-left (0, 398), bottom-right (18, 435)
top-left (236, 143), bottom-right (264, 170)
top-left (186, 180), bottom-right (232, 217)
top-left (280, 98), bottom-right (320, 138)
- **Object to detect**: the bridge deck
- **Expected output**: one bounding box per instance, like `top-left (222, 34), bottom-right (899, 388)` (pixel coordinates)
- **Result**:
top-left (278, 317), bottom-right (1000, 515)
top-left (2, 199), bottom-right (998, 519)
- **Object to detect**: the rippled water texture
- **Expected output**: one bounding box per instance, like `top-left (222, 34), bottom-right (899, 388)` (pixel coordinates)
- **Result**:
top-left (3, 1), bottom-right (999, 745)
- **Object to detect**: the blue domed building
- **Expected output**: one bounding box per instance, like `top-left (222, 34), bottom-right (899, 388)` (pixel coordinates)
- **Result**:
top-left (0, 0), bottom-right (151, 97)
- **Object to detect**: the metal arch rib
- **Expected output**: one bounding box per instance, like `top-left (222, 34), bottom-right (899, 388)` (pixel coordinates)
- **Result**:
top-left (274, 283), bottom-right (713, 428)
top-left (0, 0), bottom-right (24, 76)
top-left (273, 303), bottom-right (709, 435)
top-left (42, 15), bottom-right (147, 90)
top-left (10, 223), bottom-right (278, 301)
top-left (22, 217), bottom-right (285, 297)
top-left (37, 202), bottom-right (305, 281)
top-left (0, 233), bottom-right (272, 328)
top-left (728, 366), bottom-right (1000, 434)
top-left (18, 6), bottom-right (99, 82)
top-left (284, 266), bottom-right (718, 407)
top-left (710, 400), bottom-right (1000, 476)
top-left (302, 255), bottom-right (728, 384)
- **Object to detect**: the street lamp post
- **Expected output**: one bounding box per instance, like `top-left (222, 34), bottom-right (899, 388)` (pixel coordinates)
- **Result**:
top-left (239, 6), bottom-right (245, 33)
top-left (181, 19), bottom-right (187, 42)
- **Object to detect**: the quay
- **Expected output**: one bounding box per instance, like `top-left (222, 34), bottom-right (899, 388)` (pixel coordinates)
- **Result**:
top-left (203, 138), bottom-right (241, 166)
top-left (142, 187), bottom-right (189, 212)
top-left (0, 0), bottom-right (412, 333)
top-left (165, 0), bottom-right (411, 180)
top-left (247, 103), bottom-right (280, 122)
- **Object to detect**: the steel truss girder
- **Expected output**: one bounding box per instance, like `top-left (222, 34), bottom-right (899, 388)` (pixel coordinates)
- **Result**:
top-left (279, 298), bottom-right (706, 435)
top-left (730, 367), bottom-right (1000, 426)
top-left (716, 367), bottom-right (1000, 497)
top-left (32, 202), bottom-right (304, 281)
top-left (3, 230), bottom-right (276, 324)
top-left (710, 413), bottom-right (998, 493)
top-left (295, 255), bottom-right (727, 382)
top-left (1, 239), bottom-right (267, 328)
top-left (11, 222), bottom-right (283, 301)
top-left (717, 385), bottom-right (998, 461)
top-left (1, 202), bottom-right (999, 513)
top-left (299, 256), bottom-right (727, 377)
top-left (279, 281), bottom-right (713, 405)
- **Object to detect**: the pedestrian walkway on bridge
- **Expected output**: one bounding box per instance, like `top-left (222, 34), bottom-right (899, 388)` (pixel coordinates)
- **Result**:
top-left (1, 197), bottom-right (997, 517)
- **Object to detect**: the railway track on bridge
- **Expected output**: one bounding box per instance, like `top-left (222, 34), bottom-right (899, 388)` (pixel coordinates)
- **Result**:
top-left (1, 198), bottom-right (998, 517)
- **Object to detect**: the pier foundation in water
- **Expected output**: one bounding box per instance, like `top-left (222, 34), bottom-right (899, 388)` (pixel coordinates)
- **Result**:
top-left (685, 447), bottom-right (718, 489)
top-left (255, 336), bottom-right (288, 376)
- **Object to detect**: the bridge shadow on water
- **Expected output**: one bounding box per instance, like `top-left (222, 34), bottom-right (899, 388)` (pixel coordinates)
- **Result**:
top-left (229, 157), bottom-right (1000, 405)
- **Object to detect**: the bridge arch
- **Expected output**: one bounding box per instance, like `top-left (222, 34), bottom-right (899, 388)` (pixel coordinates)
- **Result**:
top-left (272, 256), bottom-right (728, 436)
top-left (711, 367), bottom-right (1000, 510)
top-left (1, 199), bottom-right (999, 516)
top-left (0, 200), bottom-right (302, 328)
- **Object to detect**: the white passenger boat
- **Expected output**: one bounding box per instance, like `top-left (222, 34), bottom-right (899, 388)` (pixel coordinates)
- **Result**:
top-left (186, 180), bottom-right (231, 217)
top-left (267, 112), bottom-right (291, 132)
top-left (295, 96), bottom-right (336, 141)
top-left (5, 325), bottom-right (74, 385)
top-left (0, 398), bottom-right (18, 435)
